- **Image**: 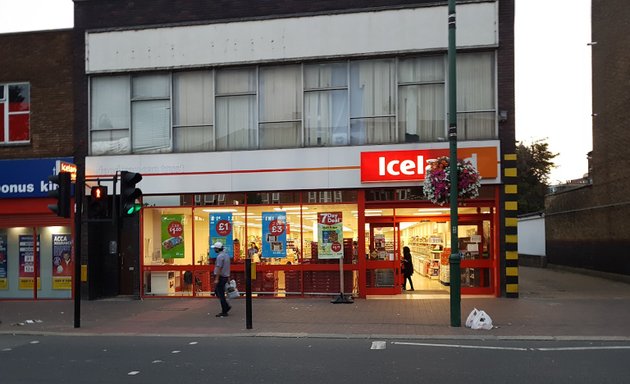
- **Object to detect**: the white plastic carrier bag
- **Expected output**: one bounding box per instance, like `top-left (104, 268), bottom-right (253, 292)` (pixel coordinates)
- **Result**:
top-left (465, 308), bottom-right (493, 330)
top-left (225, 279), bottom-right (240, 300)
top-left (465, 308), bottom-right (479, 328)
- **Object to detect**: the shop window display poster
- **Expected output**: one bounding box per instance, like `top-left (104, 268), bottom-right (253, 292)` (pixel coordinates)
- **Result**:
top-left (318, 212), bottom-right (344, 259)
top-left (0, 234), bottom-right (7, 289)
top-left (161, 214), bottom-right (185, 259)
top-left (262, 212), bottom-right (287, 258)
top-left (52, 234), bottom-right (72, 290)
top-left (209, 212), bottom-right (233, 259)
top-left (19, 234), bottom-right (41, 290)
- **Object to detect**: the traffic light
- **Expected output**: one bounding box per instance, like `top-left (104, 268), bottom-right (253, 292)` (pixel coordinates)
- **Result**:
top-left (48, 172), bottom-right (72, 218)
top-left (89, 185), bottom-right (108, 218)
top-left (120, 171), bottom-right (143, 217)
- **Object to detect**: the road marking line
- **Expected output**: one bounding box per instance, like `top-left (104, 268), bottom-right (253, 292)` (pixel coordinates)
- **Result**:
top-left (371, 341), bottom-right (387, 350)
top-left (393, 342), bottom-right (528, 351)
top-left (393, 342), bottom-right (630, 352)
top-left (537, 346), bottom-right (630, 351)
top-left (128, 371), bottom-right (140, 376)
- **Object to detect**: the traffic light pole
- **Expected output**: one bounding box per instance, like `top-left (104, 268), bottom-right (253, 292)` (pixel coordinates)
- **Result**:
top-left (74, 165), bottom-right (84, 328)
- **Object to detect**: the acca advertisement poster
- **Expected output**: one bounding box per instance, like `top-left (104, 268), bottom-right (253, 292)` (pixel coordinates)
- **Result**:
top-left (52, 234), bottom-right (72, 290)
top-left (19, 234), bottom-right (41, 290)
top-left (209, 212), bottom-right (233, 259)
top-left (161, 214), bottom-right (185, 259)
top-left (261, 212), bottom-right (286, 258)
top-left (0, 234), bottom-right (7, 289)
top-left (318, 212), bottom-right (344, 259)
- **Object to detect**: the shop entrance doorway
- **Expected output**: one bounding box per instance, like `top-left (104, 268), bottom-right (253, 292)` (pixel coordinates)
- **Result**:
top-left (365, 220), bottom-right (400, 295)
top-left (365, 214), bottom-right (496, 297)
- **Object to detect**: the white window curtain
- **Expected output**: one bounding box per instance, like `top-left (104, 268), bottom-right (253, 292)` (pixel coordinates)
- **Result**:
top-left (215, 68), bottom-right (257, 151)
top-left (259, 65), bottom-right (302, 149)
top-left (304, 63), bottom-right (348, 147)
top-left (173, 71), bottom-right (214, 152)
top-left (350, 59), bottom-right (395, 145)
top-left (398, 56), bottom-right (446, 143)
top-left (90, 76), bottom-right (131, 155)
top-left (398, 84), bottom-right (445, 142)
top-left (304, 90), bottom-right (348, 146)
top-left (216, 96), bottom-right (256, 150)
top-left (304, 62), bottom-right (347, 90)
top-left (456, 52), bottom-right (496, 140)
top-left (131, 74), bottom-right (171, 153)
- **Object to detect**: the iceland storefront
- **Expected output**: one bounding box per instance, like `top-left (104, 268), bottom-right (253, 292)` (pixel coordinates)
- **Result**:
top-left (85, 142), bottom-right (502, 299)
top-left (79, 1), bottom-right (515, 299)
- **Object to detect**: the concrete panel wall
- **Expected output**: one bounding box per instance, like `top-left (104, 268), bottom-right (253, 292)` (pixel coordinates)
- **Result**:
top-left (85, 3), bottom-right (498, 73)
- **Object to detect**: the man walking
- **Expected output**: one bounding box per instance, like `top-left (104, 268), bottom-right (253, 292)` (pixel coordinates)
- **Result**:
top-left (212, 241), bottom-right (231, 317)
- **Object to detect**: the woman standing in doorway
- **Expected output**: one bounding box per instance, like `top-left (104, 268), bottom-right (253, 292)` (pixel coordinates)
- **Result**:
top-left (402, 246), bottom-right (414, 291)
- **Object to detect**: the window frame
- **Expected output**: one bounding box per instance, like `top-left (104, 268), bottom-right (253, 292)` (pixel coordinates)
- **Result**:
top-left (88, 52), bottom-right (498, 155)
top-left (0, 82), bottom-right (31, 144)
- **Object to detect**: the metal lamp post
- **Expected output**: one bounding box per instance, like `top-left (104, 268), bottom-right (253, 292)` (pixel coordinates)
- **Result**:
top-left (447, 0), bottom-right (461, 327)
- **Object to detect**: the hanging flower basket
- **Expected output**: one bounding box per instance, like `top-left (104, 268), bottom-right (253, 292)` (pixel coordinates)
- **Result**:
top-left (422, 156), bottom-right (481, 206)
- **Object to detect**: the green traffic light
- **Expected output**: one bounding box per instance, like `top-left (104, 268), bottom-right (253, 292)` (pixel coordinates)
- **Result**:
top-left (125, 203), bottom-right (142, 215)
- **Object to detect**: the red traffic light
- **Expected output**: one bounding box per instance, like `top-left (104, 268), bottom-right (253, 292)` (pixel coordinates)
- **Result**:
top-left (91, 186), bottom-right (107, 200)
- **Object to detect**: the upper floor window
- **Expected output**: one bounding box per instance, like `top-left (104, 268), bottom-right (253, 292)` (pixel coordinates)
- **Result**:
top-left (91, 74), bottom-right (171, 155)
top-left (215, 68), bottom-right (257, 151)
top-left (89, 53), bottom-right (497, 156)
top-left (173, 71), bottom-right (214, 152)
top-left (0, 83), bottom-right (31, 143)
top-left (456, 52), bottom-right (496, 140)
top-left (259, 65), bottom-right (302, 149)
top-left (398, 56), bottom-right (446, 142)
top-left (304, 62), bottom-right (349, 147)
top-left (350, 59), bottom-right (396, 145)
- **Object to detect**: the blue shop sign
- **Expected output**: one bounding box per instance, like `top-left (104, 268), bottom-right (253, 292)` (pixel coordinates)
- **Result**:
top-left (0, 157), bottom-right (74, 198)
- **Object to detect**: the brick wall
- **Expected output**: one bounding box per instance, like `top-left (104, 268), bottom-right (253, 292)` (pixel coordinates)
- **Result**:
top-left (545, 0), bottom-right (630, 275)
top-left (0, 29), bottom-right (74, 160)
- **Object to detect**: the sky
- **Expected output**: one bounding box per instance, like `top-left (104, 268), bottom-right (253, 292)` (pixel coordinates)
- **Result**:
top-left (0, 0), bottom-right (592, 184)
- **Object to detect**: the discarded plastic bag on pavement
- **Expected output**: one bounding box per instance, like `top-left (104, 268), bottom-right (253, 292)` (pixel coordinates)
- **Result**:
top-left (465, 308), bottom-right (479, 328)
top-left (465, 308), bottom-right (493, 330)
top-left (225, 279), bottom-right (240, 300)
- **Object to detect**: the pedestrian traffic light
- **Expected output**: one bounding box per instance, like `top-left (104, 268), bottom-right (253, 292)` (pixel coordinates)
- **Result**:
top-left (48, 172), bottom-right (72, 218)
top-left (89, 185), bottom-right (109, 219)
top-left (120, 171), bottom-right (143, 217)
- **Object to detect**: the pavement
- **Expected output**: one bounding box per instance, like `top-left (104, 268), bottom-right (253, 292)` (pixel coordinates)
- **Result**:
top-left (2, 266), bottom-right (630, 340)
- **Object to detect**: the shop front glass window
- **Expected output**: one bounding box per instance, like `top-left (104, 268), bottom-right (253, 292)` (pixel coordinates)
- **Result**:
top-left (461, 267), bottom-right (491, 288)
top-left (0, 226), bottom-right (72, 300)
top-left (142, 207), bottom-right (192, 296)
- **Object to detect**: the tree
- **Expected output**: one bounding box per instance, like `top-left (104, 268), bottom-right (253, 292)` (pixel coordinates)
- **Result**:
top-left (516, 139), bottom-right (558, 215)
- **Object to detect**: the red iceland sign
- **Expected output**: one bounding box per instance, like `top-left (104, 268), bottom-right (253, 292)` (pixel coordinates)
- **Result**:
top-left (360, 147), bottom-right (498, 183)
